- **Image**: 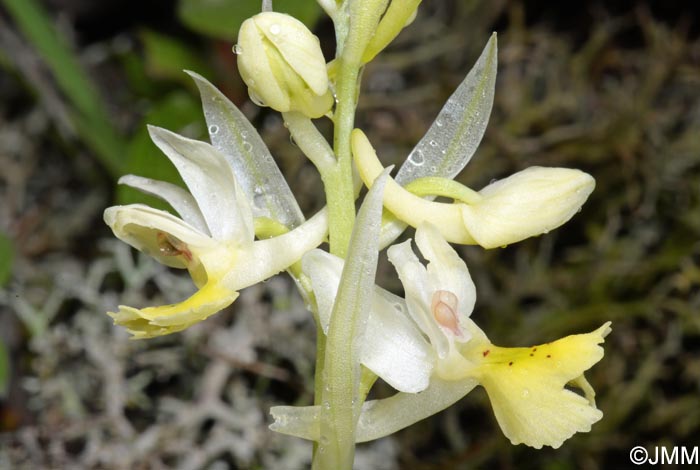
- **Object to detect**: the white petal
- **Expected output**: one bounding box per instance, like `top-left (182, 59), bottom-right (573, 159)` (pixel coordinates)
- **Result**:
top-left (387, 239), bottom-right (450, 358)
top-left (361, 288), bottom-right (435, 393)
top-left (118, 175), bottom-right (209, 234)
top-left (104, 204), bottom-right (217, 269)
top-left (148, 126), bottom-right (254, 243)
top-left (415, 223), bottom-right (476, 323)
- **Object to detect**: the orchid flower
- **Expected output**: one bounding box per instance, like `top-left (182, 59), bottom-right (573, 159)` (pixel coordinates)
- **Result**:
top-left (274, 223), bottom-right (610, 449)
top-left (353, 129), bottom-right (595, 249)
top-left (105, 126), bottom-right (327, 339)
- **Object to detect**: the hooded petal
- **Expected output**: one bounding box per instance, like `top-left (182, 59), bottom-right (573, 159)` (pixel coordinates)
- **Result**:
top-left (465, 322), bottom-right (611, 448)
top-left (415, 223), bottom-right (476, 325)
top-left (387, 239), bottom-right (450, 358)
top-left (108, 281), bottom-right (239, 339)
top-left (148, 126), bottom-right (254, 243)
top-left (104, 204), bottom-right (218, 270)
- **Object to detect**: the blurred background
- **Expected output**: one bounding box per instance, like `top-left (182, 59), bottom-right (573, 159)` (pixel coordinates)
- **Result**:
top-left (1, 0), bottom-right (699, 468)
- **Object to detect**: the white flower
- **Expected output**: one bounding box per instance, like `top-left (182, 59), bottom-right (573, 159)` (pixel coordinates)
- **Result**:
top-left (286, 223), bottom-right (610, 448)
top-left (105, 125), bottom-right (327, 338)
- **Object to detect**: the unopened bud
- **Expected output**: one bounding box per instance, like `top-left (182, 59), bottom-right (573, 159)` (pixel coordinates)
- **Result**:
top-left (460, 167), bottom-right (595, 249)
top-left (236, 12), bottom-right (333, 118)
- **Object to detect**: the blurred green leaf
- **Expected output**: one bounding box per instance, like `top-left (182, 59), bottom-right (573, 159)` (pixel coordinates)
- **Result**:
top-left (2, 0), bottom-right (125, 176)
top-left (0, 232), bottom-right (13, 286)
top-left (117, 91), bottom-right (204, 210)
top-left (177, 0), bottom-right (322, 41)
top-left (0, 340), bottom-right (8, 399)
top-left (141, 29), bottom-right (213, 83)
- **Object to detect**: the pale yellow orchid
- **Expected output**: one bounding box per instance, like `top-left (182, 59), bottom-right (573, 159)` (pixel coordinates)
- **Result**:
top-left (105, 126), bottom-right (327, 339)
top-left (273, 223), bottom-right (610, 449)
top-left (352, 129), bottom-right (595, 249)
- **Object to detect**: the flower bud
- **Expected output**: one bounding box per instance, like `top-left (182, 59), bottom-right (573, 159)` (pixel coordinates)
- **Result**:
top-left (236, 12), bottom-right (333, 118)
top-left (460, 167), bottom-right (595, 248)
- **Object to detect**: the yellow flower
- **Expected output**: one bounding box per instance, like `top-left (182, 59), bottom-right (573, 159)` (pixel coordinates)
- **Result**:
top-left (272, 223), bottom-right (610, 448)
top-left (105, 126), bottom-right (327, 338)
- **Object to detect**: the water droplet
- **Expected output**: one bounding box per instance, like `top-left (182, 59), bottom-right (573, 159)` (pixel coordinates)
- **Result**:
top-left (240, 131), bottom-right (248, 138)
top-left (430, 166), bottom-right (437, 172)
top-left (243, 141), bottom-right (253, 152)
top-left (323, 401), bottom-right (331, 411)
top-left (408, 150), bottom-right (425, 166)
top-left (289, 135), bottom-right (297, 147)
top-left (429, 140), bottom-right (438, 147)
top-left (543, 228), bottom-right (550, 234)
top-left (269, 23), bottom-right (281, 35)
top-left (522, 388), bottom-right (530, 398)
top-left (208, 124), bottom-right (219, 135)
top-left (435, 120), bottom-right (443, 127)
top-left (577, 206), bottom-right (583, 213)
top-left (489, 178), bottom-right (497, 184)
top-left (232, 44), bottom-right (243, 54)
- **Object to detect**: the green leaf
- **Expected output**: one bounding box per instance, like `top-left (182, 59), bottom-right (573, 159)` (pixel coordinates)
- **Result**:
top-left (2, 0), bottom-right (125, 177)
top-left (380, 33), bottom-right (498, 247)
top-left (177, 0), bottom-right (322, 41)
top-left (117, 92), bottom-right (204, 210)
top-left (0, 232), bottom-right (13, 286)
top-left (396, 33), bottom-right (497, 184)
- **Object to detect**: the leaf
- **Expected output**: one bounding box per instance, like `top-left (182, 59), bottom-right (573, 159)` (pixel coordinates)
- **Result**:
top-left (380, 33), bottom-right (498, 247)
top-left (316, 168), bottom-right (391, 467)
top-left (2, 0), bottom-right (125, 177)
top-left (396, 33), bottom-right (497, 184)
top-left (177, 0), bottom-right (322, 41)
top-left (0, 232), bottom-right (13, 286)
top-left (189, 71), bottom-right (305, 228)
top-left (117, 92), bottom-right (203, 210)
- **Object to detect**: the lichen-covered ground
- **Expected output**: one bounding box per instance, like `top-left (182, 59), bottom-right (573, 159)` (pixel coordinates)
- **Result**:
top-left (1, 1), bottom-right (699, 469)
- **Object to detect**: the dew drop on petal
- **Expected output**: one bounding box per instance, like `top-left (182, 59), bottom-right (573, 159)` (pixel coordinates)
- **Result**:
top-left (208, 125), bottom-right (219, 135)
top-left (232, 44), bottom-right (243, 54)
top-left (269, 23), bottom-right (281, 35)
top-left (408, 149), bottom-right (425, 167)
top-left (243, 141), bottom-right (253, 152)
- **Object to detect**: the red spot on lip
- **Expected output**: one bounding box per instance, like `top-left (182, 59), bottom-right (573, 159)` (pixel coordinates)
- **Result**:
top-left (546, 354), bottom-right (551, 358)
top-left (508, 361), bottom-right (513, 366)
top-left (532, 347), bottom-right (537, 352)
top-left (529, 353), bottom-right (534, 356)
top-left (482, 350), bottom-right (490, 357)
